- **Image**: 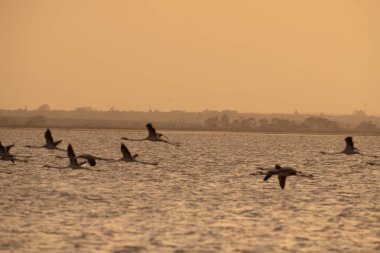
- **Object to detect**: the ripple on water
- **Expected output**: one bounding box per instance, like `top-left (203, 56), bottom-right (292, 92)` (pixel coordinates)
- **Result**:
top-left (0, 129), bottom-right (379, 252)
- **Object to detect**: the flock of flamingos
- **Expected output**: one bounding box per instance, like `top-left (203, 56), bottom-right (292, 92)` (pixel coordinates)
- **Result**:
top-left (0, 123), bottom-right (378, 189)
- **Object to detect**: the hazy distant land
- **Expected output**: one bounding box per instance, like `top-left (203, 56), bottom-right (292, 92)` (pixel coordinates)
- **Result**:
top-left (1, 105), bottom-right (379, 134)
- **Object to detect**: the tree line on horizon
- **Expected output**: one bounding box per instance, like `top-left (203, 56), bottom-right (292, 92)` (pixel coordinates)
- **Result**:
top-left (0, 105), bottom-right (379, 133)
top-left (0, 113), bottom-right (379, 134)
top-left (204, 114), bottom-right (378, 133)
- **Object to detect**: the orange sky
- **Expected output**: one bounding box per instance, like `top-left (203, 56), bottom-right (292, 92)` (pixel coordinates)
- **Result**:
top-left (1, 0), bottom-right (379, 114)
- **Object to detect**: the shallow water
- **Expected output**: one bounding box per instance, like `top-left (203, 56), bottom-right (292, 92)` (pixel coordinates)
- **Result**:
top-left (0, 128), bottom-right (379, 253)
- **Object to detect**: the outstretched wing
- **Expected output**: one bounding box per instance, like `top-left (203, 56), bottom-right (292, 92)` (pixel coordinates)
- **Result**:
top-left (67, 144), bottom-right (76, 157)
top-left (44, 129), bottom-right (54, 145)
top-left (77, 154), bottom-right (97, 167)
top-left (86, 157), bottom-right (96, 166)
top-left (5, 144), bottom-right (14, 153)
top-left (67, 144), bottom-right (77, 164)
top-left (146, 123), bottom-right (157, 137)
top-left (53, 140), bottom-right (62, 147)
top-left (263, 173), bottom-right (272, 181)
top-left (278, 176), bottom-right (287, 189)
top-left (121, 143), bottom-right (133, 160)
top-left (0, 142), bottom-right (6, 155)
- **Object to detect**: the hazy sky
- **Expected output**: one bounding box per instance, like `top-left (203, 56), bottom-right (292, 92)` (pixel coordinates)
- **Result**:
top-left (1, 0), bottom-right (379, 114)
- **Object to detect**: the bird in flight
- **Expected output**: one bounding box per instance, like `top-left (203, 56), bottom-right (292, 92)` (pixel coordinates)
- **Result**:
top-left (44, 144), bottom-right (97, 169)
top-left (26, 129), bottom-right (64, 150)
top-left (121, 123), bottom-right (180, 146)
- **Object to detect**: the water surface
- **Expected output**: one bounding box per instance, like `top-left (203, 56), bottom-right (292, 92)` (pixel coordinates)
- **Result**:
top-left (0, 129), bottom-right (379, 252)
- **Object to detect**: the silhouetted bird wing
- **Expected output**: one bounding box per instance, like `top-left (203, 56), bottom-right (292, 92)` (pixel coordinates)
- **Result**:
top-left (146, 123), bottom-right (157, 137)
top-left (67, 144), bottom-right (78, 165)
top-left (0, 142), bottom-right (13, 155)
top-left (53, 140), bottom-right (62, 147)
top-left (5, 144), bottom-right (14, 153)
top-left (67, 144), bottom-right (75, 157)
top-left (77, 154), bottom-right (97, 166)
top-left (263, 173), bottom-right (272, 181)
top-left (87, 158), bottom-right (96, 166)
top-left (86, 157), bottom-right (96, 166)
top-left (121, 143), bottom-right (133, 160)
top-left (345, 136), bottom-right (353, 144)
top-left (278, 176), bottom-right (287, 189)
top-left (0, 142), bottom-right (5, 155)
top-left (44, 129), bottom-right (54, 145)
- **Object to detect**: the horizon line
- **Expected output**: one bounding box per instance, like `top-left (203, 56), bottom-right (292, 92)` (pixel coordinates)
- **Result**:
top-left (0, 107), bottom-right (377, 117)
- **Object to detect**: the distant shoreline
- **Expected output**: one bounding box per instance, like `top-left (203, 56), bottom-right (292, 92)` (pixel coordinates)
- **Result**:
top-left (1, 125), bottom-right (379, 137)
top-left (1, 109), bottom-right (379, 136)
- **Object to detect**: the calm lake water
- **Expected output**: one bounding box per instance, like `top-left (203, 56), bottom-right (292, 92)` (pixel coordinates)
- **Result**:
top-left (0, 128), bottom-right (379, 253)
